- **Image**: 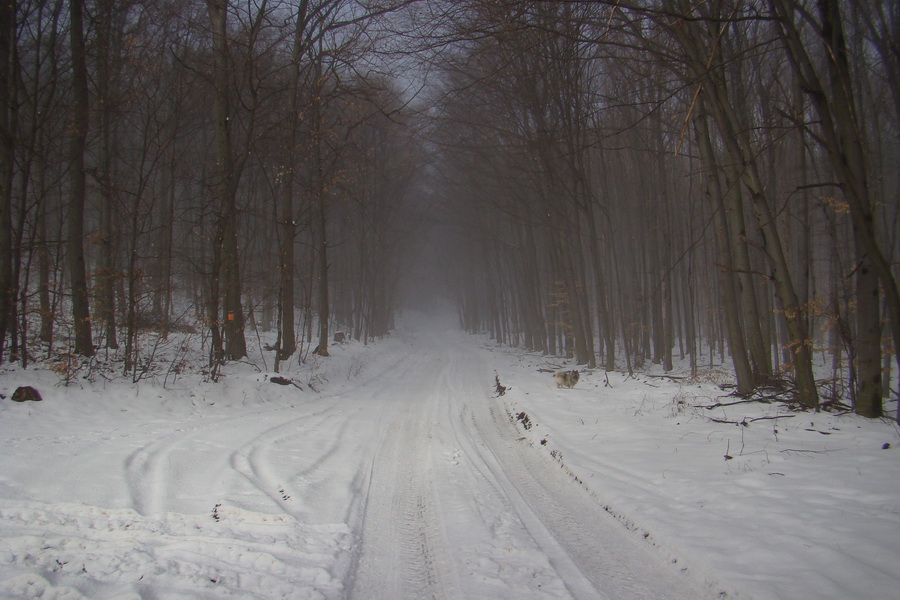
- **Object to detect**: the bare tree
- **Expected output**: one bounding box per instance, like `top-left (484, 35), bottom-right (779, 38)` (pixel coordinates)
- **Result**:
top-left (769, 0), bottom-right (896, 417)
top-left (0, 0), bottom-right (15, 364)
top-left (93, 0), bottom-right (120, 350)
top-left (207, 0), bottom-right (247, 362)
top-left (67, 0), bottom-right (94, 357)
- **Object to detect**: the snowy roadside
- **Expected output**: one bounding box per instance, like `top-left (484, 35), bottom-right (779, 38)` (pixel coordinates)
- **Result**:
top-left (486, 340), bottom-right (900, 600)
top-left (0, 334), bottom-right (407, 600)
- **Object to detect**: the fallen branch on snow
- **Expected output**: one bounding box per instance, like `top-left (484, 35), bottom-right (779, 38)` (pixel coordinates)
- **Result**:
top-left (709, 414), bottom-right (796, 426)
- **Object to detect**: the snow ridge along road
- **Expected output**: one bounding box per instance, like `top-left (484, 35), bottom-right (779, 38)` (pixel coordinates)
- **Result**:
top-left (0, 320), bottom-right (714, 599)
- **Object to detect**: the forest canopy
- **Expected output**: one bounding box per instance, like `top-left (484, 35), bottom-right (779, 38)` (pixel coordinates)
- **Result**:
top-left (0, 1), bottom-right (896, 418)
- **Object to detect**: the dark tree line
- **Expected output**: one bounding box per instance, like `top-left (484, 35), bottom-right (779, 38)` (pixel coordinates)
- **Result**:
top-left (0, 0), bottom-right (896, 419)
top-left (426, 0), bottom-right (898, 418)
top-left (0, 0), bottom-right (420, 379)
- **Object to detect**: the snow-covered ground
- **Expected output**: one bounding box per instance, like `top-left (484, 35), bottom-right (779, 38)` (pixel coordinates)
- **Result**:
top-left (0, 312), bottom-right (897, 600)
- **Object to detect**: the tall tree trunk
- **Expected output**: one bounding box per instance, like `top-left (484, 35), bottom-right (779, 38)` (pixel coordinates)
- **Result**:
top-left (207, 215), bottom-right (224, 368)
top-left (277, 179), bottom-right (297, 362)
top-left (158, 141), bottom-right (176, 336)
top-left (314, 188), bottom-right (329, 357)
top-left (694, 111), bottom-right (754, 395)
top-left (37, 192), bottom-right (52, 345)
top-left (276, 0), bottom-right (314, 362)
top-left (207, 0), bottom-right (246, 361)
top-left (564, 215), bottom-right (593, 366)
top-left (854, 236), bottom-right (882, 416)
top-left (95, 0), bottom-right (118, 350)
top-left (653, 133), bottom-right (674, 372)
top-left (0, 0), bottom-right (14, 364)
top-left (67, 0), bottom-right (94, 357)
top-left (720, 159), bottom-right (772, 383)
top-left (312, 76), bottom-right (329, 358)
top-left (587, 207), bottom-right (615, 371)
top-left (123, 204), bottom-right (141, 376)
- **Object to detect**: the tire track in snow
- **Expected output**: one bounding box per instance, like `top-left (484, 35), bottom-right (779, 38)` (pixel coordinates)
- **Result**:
top-left (123, 410), bottom-right (296, 515)
top-left (416, 337), bottom-right (714, 600)
top-left (459, 363), bottom-right (713, 599)
top-left (437, 361), bottom-right (597, 599)
top-left (120, 326), bottom-right (713, 599)
top-left (124, 346), bottom-right (415, 518)
top-left (226, 349), bottom-right (426, 526)
top-left (124, 427), bottom-right (176, 515)
top-left (228, 408), bottom-right (368, 521)
top-left (348, 348), bottom-right (458, 600)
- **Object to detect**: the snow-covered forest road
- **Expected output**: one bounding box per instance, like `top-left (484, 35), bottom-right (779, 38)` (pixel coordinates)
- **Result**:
top-left (347, 326), bottom-right (706, 600)
top-left (0, 320), bottom-right (714, 600)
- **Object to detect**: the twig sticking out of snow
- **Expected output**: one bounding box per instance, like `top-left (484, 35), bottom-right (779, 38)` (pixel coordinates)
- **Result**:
top-left (494, 373), bottom-right (507, 396)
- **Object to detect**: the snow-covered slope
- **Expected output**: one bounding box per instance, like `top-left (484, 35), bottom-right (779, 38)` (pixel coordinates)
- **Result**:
top-left (0, 315), bottom-right (897, 599)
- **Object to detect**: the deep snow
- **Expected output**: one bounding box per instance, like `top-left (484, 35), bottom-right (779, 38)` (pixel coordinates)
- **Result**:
top-left (0, 313), bottom-right (897, 599)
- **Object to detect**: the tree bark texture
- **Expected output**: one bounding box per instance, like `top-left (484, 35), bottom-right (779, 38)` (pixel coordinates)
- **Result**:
top-left (207, 0), bottom-right (246, 361)
top-left (67, 0), bottom-right (94, 357)
top-left (0, 0), bottom-right (14, 363)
